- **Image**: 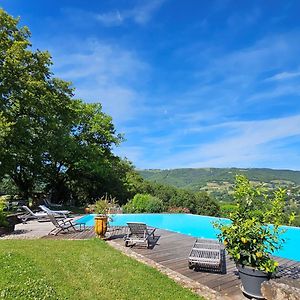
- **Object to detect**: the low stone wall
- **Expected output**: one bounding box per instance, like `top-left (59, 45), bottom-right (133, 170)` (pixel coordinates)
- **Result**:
top-left (261, 279), bottom-right (300, 300)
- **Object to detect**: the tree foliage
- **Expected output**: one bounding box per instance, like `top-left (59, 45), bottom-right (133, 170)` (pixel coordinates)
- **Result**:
top-left (0, 9), bottom-right (139, 205)
top-left (123, 194), bottom-right (164, 213)
top-left (135, 180), bottom-right (220, 216)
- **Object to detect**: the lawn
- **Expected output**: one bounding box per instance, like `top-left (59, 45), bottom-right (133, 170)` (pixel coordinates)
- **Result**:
top-left (0, 239), bottom-right (201, 300)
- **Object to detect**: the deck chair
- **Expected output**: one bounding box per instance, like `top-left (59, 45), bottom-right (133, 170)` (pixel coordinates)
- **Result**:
top-left (47, 213), bottom-right (86, 235)
top-left (39, 205), bottom-right (70, 218)
top-left (124, 222), bottom-right (156, 248)
top-left (188, 238), bottom-right (223, 272)
top-left (19, 206), bottom-right (49, 222)
top-left (44, 198), bottom-right (62, 208)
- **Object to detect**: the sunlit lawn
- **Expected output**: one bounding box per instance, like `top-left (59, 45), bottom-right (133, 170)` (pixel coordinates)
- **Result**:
top-left (0, 239), bottom-right (201, 299)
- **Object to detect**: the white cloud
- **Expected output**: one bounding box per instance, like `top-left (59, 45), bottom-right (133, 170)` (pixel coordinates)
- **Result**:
top-left (169, 31), bottom-right (300, 123)
top-left (146, 114), bottom-right (300, 169)
top-left (265, 71), bottom-right (300, 81)
top-left (247, 85), bottom-right (300, 103)
top-left (96, 0), bottom-right (166, 27)
top-left (190, 32), bottom-right (300, 90)
top-left (96, 10), bottom-right (123, 27)
top-left (51, 39), bottom-right (148, 123)
top-left (199, 115), bottom-right (300, 157)
top-left (55, 40), bottom-right (147, 83)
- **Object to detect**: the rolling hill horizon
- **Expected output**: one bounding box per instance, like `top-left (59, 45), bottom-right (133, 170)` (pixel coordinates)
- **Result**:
top-left (138, 167), bottom-right (300, 192)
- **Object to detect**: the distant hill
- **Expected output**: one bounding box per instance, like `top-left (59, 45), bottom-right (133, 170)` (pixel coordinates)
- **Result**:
top-left (139, 168), bottom-right (300, 193)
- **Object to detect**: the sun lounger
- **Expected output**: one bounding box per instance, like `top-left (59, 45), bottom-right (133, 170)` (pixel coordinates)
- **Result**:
top-left (39, 205), bottom-right (70, 218)
top-left (47, 213), bottom-right (86, 235)
top-left (19, 206), bottom-right (49, 222)
top-left (188, 238), bottom-right (223, 272)
top-left (44, 198), bottom-right (63, 208)
top-left (124, 222), bottom-right (156, 248)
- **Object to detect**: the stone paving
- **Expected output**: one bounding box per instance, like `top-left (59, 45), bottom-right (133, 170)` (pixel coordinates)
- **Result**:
top-left (0, 215), bottom-right (85, 240)
top-left (0, 220), bottom-right (55, 239)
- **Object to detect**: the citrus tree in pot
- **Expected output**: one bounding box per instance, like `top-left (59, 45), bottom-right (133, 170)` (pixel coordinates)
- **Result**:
top-left (214, 175), bottom-right (292, 299)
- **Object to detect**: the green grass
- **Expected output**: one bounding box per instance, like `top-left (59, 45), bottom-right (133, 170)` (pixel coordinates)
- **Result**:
top-left (0, 239), bottom-right (201, 300)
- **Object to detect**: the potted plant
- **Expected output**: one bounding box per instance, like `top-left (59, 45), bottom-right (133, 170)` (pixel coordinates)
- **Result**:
top-left (94, 195), bottom-right (116, 238)
top-left (214, 175), bottom-right (291, 299)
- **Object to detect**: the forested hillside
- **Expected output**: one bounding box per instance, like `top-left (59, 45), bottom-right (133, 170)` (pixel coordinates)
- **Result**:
top-left (140, 168), bottom-right (300, 189)
top-left (139, 168), bottom-right (300, 225)
top-left (139, 168), bottom-right (300, 202)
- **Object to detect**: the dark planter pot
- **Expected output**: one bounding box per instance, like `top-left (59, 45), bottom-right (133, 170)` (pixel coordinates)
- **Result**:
top-left (237, 264), bottom-right (271, 299)
top-left (0, 227), bottom-right (6, 236)
top-left (0, 214), bottom-right (19, 236)
top-left (0, 225), bottom-right (14, 236)
top-left (7, 214), bottom-right (22, 226)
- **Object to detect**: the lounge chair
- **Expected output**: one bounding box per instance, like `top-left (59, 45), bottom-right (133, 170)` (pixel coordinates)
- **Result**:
top-left (39, 205), bottom-right (71, 218)
top-left (188, 238), bottom-right (223, 272)
top-left (19, 206), bottom-right (49, 222)
top-left (47, 213), bottom-right (86, 235)
top-left (124, 222), bottom-right (156, 248)
top-left (44, 198), bottom-right (62, 208)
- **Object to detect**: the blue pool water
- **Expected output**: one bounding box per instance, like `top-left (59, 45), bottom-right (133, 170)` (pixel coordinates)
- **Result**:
top-left (77, 213), bottom-right (300, 262)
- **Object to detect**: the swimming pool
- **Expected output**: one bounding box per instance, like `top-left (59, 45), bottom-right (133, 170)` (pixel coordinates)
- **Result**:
top-left (77, 213), bottom-right (300, 262)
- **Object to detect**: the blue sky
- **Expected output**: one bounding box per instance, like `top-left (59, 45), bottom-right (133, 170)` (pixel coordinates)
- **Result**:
top-left (2, 0), bottom-right (300, 170)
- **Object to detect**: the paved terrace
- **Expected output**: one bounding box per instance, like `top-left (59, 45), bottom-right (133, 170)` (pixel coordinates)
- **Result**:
top-left (1, 222), bottom-right (300, 300)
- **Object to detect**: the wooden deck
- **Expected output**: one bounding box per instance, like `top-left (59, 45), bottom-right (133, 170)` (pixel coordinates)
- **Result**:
top-left (44, 227), bottom-right (300, 299)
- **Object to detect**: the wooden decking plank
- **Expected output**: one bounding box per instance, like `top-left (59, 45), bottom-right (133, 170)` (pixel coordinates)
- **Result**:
top-left (151, 253), bottom-right (189, 263)
top-left (204, 273), bottom-right (239, 287)
top-left (163, 258), bottom-right (189, 268)
top-left (135, 245), bottom-right (191, 257)
top-left (280, 260), bottom-right (300, 268)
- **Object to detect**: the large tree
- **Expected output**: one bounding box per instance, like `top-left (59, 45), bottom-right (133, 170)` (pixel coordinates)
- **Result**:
top-left (0, 9), bottom-right (133, 204)
top-left (0, 9), bottom-right (66, 198)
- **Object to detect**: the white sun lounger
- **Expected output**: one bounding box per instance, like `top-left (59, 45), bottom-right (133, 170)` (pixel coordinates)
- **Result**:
top-left (39, 205), bottom-right (70, 218)
top-left (19, 206), bottom-right (49, 222)
top-left (188, 238), bottom-right (223, 272)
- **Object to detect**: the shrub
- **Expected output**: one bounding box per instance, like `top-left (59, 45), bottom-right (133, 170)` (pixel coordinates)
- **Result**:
top-left (0, 199), bottom-right (8, 228)
top-left (123, 194), bottom-right (163, 213)
top-left (168, 189), bottom-right (195, 210)
top-left (219, 203), bottom-right (237, 218)
top-left (193, 192), bottom-right (220, 217)
top-left (167, 206), bottom-right (190, 213)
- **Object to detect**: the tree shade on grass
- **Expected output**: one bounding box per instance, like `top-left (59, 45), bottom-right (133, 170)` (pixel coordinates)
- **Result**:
top-left (0, 239), bottom-right (201, 300)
